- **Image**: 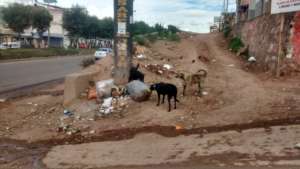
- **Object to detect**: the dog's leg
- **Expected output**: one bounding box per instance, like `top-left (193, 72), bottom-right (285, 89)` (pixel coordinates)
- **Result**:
top-left (174, 95), bottom-right (177, 109)
top-left (162, 95), bottom-right (165, 104)
top-left (168, 95), bottom-right (171, 112)
top-left (157, 93), bottom-right (161, 106)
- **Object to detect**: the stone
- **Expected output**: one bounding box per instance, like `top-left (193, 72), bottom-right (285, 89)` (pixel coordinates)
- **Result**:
top-left (64, 71), bottom-right (99, 106)
top-left (126, 80), bottom-right (151, 102)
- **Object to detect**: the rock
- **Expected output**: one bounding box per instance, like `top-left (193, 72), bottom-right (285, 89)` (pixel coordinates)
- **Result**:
top-left (89, 130), bottom-right (96, 134)
top-left (0, 98), bottom-right (6, 103)
top-left (126, 80), bottom-right (151, 102)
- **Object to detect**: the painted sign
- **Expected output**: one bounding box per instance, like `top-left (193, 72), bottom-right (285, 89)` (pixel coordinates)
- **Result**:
top-left (118, 22), bottom-right (126, 34)
top-left (271, 0), bottom-right (300, 14)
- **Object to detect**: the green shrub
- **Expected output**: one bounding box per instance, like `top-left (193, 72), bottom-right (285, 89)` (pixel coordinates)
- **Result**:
top-left (133, 35), bottom-right (147, 46)
top-left (0, 48), bottom-right (94, 60)
top-left (229, 37), bottom-right (244, 53)
top-left (167, 33), bottom-right (180, 41)
top-left (145, 33), bottom-right (158, 43)
top-left (80, 57), bottom-right (95, 68)
top-left (223, 26), bottom-right (232, 38)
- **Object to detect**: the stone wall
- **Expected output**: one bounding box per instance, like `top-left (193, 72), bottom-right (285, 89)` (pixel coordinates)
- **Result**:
top-left (233, 12), bottom-right (299, 71)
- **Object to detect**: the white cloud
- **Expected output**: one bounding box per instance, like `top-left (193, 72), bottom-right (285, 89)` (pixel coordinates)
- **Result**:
top-left (56, 0), bottom-right (236, 33)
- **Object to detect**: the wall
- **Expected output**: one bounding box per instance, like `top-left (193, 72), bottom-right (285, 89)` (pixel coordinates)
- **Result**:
top-left (234, 11), bottom-right (298, 71)
top-left (292, 12), bottom-right (300, 64)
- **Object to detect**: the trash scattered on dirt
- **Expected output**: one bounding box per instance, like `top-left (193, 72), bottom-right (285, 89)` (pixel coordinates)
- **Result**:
top-left (96, 79), bottom-right (115, 99)
top-left (202, 91), bottom-right (209, 96)
top-left (126, 80), bottom-right (151, 102)
top-left (295, 143), bottom-right (300, 149)
top-left (87, 81), bottom-right (97, 100)
top-left (98, 96), bottom-right (130, 116)
top-left (63, 109), bottom-right (73, 117)
top-left (137, 54), bottom-right (146, 59)
top-left (175, 125), bottom-right (184, 130)
top-left (0, 98), bottom-right (6, 103)
top-left (228, 64), bottom-right (235, 67)
top-left (99, 97), bottom-right (113, 115)
top-left (163, 64), bottom-right (173, 70)
top-left (248, 56), bottom-right (256, 62)
top-left (144, 64), bottom-right (176, 77)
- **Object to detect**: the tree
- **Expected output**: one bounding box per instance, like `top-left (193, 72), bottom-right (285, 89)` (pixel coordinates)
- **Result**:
top-left (2, 3), bottom-right (32, 39)
top-left (167, 25), bottom-right (180, 34)
top-left (132, 21), bottom-right (153, 36)
top-left (83, 16), bottom-right (101, 39)
top-left (32, 6), bottom-right (53, 48)
top-left (98, 17), bottom-right (114, 39)
top-left (63, 5), bottom-right (88, 47)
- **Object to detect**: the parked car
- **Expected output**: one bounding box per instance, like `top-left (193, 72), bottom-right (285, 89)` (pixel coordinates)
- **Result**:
top-left (0, 44), bottom-right (7, 49)
top-left (0, 42), bottom-right (21, 49)
top-left (94, 48), bottom-right (113, 60)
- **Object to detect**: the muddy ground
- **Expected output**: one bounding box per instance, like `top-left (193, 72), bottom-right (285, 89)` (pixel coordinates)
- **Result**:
top-left (0, 33), bottom-right (300, 169)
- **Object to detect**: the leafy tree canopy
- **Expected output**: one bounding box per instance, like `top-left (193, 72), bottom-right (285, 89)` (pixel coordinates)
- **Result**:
top-left (2, 3), bottom-right (32, 35)
top-left (32, 6), bottom-right (53, 35)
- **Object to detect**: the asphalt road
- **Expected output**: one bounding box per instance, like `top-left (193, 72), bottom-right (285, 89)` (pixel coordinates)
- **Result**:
top-left (0, 56), bottom-right (87, 93)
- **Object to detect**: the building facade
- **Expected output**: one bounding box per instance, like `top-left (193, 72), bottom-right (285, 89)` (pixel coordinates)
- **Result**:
top-left (0, 1), bottom-right (67, 48)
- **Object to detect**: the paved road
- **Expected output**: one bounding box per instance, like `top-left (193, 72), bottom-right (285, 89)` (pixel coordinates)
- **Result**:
top-left (0, 56), bottom-right (87, 93)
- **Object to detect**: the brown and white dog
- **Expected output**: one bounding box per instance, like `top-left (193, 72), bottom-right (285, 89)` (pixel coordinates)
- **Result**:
top-left (176, 69), bottom-right (207, 96)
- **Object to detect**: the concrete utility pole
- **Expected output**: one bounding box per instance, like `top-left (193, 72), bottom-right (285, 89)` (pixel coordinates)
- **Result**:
top-left (113, 0), bottom-right (134, 85)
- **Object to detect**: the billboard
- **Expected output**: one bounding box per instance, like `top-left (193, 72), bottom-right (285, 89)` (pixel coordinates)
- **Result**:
top-left (271, 0), bottom-right (300, 14)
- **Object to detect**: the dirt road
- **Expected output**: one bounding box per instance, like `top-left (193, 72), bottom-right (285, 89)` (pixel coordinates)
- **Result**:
top-left (1, 33), bottom-right (300, 169)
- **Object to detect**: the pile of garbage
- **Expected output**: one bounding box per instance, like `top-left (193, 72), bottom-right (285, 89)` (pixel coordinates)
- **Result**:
top-left (82, 79), bottom-right (151, 117)
top-left (144, 63), bottom-right (176, 77)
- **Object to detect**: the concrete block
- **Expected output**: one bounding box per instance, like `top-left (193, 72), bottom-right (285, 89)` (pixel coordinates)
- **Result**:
top-left (63, 71), bottom-right (98, 106)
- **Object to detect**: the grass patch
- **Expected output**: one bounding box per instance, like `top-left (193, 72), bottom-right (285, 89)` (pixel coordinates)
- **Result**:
top-left (0, 48), bottom-right (95, 60)
top-left (134, 32), bottom-right (180, 46)
top-left (229, 37), bottom-right (244, 53)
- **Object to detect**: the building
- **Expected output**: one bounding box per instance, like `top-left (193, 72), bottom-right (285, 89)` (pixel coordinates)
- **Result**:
top-left (0, 1), bottom-right (67, 48)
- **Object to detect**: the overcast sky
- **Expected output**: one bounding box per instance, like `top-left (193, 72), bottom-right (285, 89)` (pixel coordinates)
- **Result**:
top-left (1, 0), bottom-right (236, 33)
top-left (55, 0), bottom-right (236, 33)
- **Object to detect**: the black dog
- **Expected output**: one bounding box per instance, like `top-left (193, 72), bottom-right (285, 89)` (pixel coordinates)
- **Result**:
top-left (150, 83), bottom-right (179, 112)
top-left (129, 64), bottom-right (145, 82)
